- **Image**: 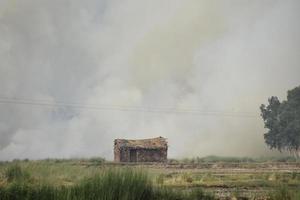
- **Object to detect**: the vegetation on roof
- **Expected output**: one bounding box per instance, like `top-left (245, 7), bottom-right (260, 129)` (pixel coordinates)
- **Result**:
top-left (115, 137), bottom-right (168, 149)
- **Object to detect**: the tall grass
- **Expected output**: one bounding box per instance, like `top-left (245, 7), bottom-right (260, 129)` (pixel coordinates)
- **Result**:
top-left (4, 164), bottom-right (30, 182)
top-left (269, 185), bottom-right (300, 200)
top-left (0, 166), bottom-right (214, 200)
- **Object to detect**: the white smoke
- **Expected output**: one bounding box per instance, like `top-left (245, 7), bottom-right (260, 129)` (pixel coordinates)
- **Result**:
top-left (0, 0), bottom-right (299, 160)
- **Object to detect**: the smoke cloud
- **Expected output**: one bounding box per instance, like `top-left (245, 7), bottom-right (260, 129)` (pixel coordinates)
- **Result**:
top-left (0, 0), bottom-right (299, 160)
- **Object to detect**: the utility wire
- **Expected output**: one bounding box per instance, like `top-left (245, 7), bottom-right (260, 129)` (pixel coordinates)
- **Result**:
top-left (0, 96), bottom-right (255, 114)
top-left (0, 96), bottom-right (259, 118)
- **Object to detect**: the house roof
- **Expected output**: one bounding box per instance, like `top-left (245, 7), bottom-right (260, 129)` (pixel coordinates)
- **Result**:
top-left (115, 136), bottom-right (168, 149)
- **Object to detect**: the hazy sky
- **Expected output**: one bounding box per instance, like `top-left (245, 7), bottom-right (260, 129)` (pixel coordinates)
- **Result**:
top-left (0, 0), bottom-right (299, 160)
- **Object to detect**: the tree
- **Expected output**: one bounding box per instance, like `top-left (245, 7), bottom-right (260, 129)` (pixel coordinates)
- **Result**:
top-left (260, 86), bottom-right (300, 157)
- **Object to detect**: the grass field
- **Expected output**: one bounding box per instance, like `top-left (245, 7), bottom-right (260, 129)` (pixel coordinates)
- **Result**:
top-left (0, 157), bottom-right (300, 200)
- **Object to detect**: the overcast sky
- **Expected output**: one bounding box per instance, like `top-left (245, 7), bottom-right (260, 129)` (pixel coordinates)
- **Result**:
top-left (0, 0), bottom-right (299, 160)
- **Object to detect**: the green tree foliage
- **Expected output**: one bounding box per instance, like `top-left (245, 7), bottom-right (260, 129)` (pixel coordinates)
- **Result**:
top-left (260, 86), bottom-right (300, 157)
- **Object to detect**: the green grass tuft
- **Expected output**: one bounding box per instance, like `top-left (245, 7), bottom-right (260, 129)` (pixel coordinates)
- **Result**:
top-left (0, 168), bottom-right (214, 200)
top-left (4, 164), bottom-right (31, 182)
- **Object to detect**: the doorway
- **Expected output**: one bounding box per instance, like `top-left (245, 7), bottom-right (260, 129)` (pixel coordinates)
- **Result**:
top-left (130, 149), bottom-right (137, 162)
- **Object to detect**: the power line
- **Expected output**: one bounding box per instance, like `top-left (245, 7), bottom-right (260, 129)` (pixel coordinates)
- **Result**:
top-left (0, 96), bottom-right (259, 118)
top-left (0, 96), bottom-right (255, 114)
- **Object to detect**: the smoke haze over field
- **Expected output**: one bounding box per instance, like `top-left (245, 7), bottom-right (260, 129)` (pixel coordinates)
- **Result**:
top-left (0, 0), bottom-right (300, 160)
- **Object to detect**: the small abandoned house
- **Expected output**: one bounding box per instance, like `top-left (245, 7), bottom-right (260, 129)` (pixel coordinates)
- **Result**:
top-left (114, 137), bottom-right (168, 162)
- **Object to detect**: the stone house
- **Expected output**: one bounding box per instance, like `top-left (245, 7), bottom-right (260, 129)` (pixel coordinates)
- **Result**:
top-left (114, 137), bottom-right (168, 162)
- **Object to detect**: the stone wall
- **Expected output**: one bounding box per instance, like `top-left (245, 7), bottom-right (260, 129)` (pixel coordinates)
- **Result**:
top-left (136, 149), bottom-right (167, 162)
top-left (114, 147), bottom-right (167, 162)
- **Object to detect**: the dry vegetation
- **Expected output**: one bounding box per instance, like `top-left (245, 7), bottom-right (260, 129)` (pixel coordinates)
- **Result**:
top-left (0, 157), bottom-right (300, 200)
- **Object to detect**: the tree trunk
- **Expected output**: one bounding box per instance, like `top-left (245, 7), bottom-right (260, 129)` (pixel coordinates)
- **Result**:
top-left (290, 150), bottom-right (300, 160)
